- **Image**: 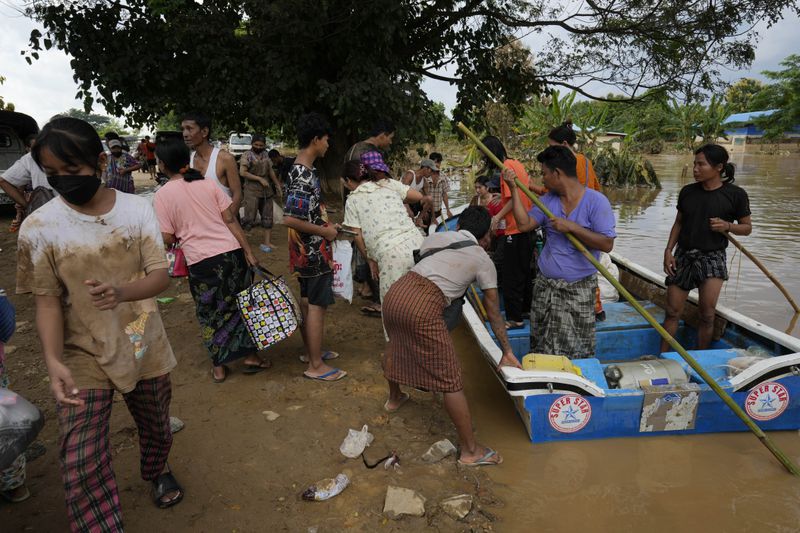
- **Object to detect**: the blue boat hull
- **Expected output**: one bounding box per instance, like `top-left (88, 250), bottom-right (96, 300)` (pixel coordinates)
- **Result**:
top-left (520, 377), bottom-right (800, 443)
top-left (439, 207), bottom-right (800, 443)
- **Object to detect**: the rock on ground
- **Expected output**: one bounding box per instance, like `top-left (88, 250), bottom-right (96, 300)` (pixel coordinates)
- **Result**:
top-left (383, 485), bottom-right (426, 519)
top-left (262, 410), bottom-right (281, 421)
top-left (440, 494), bottom-right (473, 520)
top-left (169, 416), bottom-right (185, 433)
top-left (421, 438), bottom-right (456, 463)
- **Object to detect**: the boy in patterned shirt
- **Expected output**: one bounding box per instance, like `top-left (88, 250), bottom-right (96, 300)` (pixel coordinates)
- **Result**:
top-left (283, 113), bottom-right (347, 382)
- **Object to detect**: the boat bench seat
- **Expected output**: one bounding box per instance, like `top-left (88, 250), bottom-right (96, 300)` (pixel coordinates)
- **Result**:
top-left (597, 301), bottom-right (666, 331)
top-left (661, 349), bottom-right (738, 385)
top-left (571, 358), bottom-right (609, 388)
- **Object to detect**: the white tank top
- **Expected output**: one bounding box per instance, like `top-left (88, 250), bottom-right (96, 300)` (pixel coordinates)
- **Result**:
top-left (190, 146), bottom-right (232, 197)
top-left (407, 169), bottom-right (425, 192)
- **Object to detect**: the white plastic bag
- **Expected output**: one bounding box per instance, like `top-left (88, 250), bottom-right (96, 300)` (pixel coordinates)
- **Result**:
top-left (272, 199), bottom-right (284, 225)
top-left (0, 389), bottom-right (45, 471)
top-left (597, 252), bottom-right (620, 304)
top-left (301, 473), bottom-right (350, 501)
top-left (339, 424), bottom-right (373, 458)
top-left (332, 241), bottom-right (353, 303)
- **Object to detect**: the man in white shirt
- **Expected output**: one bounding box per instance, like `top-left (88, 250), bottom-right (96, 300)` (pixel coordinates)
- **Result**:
top-left (0, 135), bottom-right (56, 231)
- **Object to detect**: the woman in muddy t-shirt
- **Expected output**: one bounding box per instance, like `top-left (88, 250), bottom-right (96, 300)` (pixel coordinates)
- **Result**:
top-left (661, 144), bottom-right (752, 353)
top-left (16, 118), bottom-right (184, 531)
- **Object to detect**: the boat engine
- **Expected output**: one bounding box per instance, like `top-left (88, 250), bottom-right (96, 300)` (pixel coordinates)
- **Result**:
top-left (604, 359), bottom-right (689, 389)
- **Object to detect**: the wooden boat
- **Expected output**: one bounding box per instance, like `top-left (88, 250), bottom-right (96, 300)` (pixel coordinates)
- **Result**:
top-left (440, 210), bottom-right (800, 443)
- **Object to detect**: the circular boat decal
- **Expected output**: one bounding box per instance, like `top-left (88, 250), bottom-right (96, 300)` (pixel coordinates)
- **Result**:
top-left (548, 394), bottom-right (592, 433)
top-left (745, 382), bottom-right (789, 421)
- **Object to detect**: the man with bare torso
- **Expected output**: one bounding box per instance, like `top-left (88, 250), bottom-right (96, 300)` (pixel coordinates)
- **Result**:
top-left (181, 112), bottom-right (243, 214)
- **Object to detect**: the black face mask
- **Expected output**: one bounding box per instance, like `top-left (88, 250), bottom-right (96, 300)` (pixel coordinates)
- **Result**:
top-left (47, 175), bottom-right (102, 206)
top-left (252, 147), bottom-right (265, 154)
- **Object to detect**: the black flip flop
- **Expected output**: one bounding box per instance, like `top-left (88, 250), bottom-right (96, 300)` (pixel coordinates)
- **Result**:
top-left (152, 470), bottom-right (184, 509)
top-left (242, 360), bottom-right (272, 374)
top-left (361, 306), bottom-right (382, 318)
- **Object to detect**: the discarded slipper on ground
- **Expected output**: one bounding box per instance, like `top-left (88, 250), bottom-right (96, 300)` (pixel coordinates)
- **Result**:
top-left (242, 359), bottom-right (272, 374)
top-left (360, 306), bottom-right (382, 318)
top-left (303, 368), bottom-right (347, 382)
top-left (457, 448), bottom-right (503, 467)
top-left (383, 392), bottom-right (410, 413)
top-left (152, 469), bottom-right (184, 509)
top-left (504, 321), bottom-right (524, 330)
top-left (298, 350), bottom-right (340, 364)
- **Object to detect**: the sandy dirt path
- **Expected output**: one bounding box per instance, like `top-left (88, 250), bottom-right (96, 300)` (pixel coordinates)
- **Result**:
top-left (0, 182), bottom-right (505, 532)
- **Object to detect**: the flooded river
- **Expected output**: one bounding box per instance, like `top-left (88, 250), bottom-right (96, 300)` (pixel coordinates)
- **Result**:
top-left (448, 153), bottom-right (800, 532)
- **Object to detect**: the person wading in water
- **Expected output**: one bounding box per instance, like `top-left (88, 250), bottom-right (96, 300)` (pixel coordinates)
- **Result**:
top-left (661, 144), bottom-right (752, 352)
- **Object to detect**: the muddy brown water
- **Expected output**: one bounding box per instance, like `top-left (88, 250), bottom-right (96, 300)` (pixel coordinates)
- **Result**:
top-left (449, 153), bottom-right (800, 532)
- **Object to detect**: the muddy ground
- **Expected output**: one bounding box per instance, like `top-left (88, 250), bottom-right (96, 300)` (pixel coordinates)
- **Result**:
top-left (0, 174), bottom-right (506, 532)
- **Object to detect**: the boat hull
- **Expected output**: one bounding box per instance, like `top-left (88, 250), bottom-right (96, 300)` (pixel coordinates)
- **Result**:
top-left (519, 376), bottom-right (800, 443)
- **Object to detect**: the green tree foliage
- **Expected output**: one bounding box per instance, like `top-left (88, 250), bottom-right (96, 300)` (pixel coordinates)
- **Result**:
top-left (96, 118), bottom-right (135, 138)
top-left (754, 54), bottom-right (800, 138)
top-left (23, 0), bottom-right (795, 178)
top-left (725, 78), bottom-right (766, 113)
top-left (0, 76), bottom-right (15, 111)
top-left (517, 90), bottom-right (577, 155)
top-left (696, 95), bottom-right (730, 144)
top-left (59, 108), bottom-right (112, 129)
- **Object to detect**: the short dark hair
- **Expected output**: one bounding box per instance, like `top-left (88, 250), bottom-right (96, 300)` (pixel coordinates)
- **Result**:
top-left (144, 135), bottom-right (151, 140)
top-left (252, 133), bottom-right (266, 144)
top-left (457, 205), bottom-right (491, 240)
top-left (695, 144), bottom-right (735, 183)
top-left (181, 111), bottom-right (212, 139)
top-left (155, 139), bottom-right (204, 182)
top-left (268, 149), bottom-right (281, 159)
top-left (343, 159), bottom-right (369, 183)
top-left (480, 136), bottom-right (507, 170)
top-left (429, 152), bottom-right (443, 164)
top-left (475, 175), bottom-right (491, 187)
top-left (104, 131), bottom-right (120, 141)
top-left (32, 117), bottom-right (103, 170)
top-left (297, 113), bottom-right (332, 149)
top-left (368, 119), bottom-right (395, 137)
top-left (548, 121), bottom-right (577, 146)
top-left (536, 145), bottom-right (577, 178)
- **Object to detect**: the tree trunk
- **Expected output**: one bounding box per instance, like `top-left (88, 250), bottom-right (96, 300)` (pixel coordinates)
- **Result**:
top-left (317, 128), bottom-right (352, 205)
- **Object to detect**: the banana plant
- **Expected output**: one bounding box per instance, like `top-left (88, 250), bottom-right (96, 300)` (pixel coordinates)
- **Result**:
top-left (696, 95), bottom-right (731, 143)
top-left (517, 90), bottom-right (578, 154)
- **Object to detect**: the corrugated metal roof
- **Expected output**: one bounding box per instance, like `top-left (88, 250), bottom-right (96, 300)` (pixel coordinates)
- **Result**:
top-left (723, 109), bottom-right (777, 124)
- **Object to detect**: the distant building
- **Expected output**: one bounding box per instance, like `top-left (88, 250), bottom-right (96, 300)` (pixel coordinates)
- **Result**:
top-left (723, 109), bottom-right (800, 151)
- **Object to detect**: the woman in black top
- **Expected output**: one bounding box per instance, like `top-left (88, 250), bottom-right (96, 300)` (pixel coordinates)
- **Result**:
top-left (661, 144), bottom-right (752, 352)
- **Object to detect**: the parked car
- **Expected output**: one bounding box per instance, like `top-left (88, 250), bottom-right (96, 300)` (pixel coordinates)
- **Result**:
top-left (228, 132), bottom-right (252, 160)
top-left (0, 111), bottom-right (39, 205)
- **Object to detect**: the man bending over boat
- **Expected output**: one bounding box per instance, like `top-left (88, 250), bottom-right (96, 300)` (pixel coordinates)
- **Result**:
top-left (382, 206), bottom-right (520, 467)
top-left (504, 146), bottom-right (616, 359)
top-left (661, 144), bottom-right (751, 352)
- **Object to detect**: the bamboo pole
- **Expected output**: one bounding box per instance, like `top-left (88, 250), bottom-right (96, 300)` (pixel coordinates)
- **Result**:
top-left (726, 233), bottom-right (800, 313)
top-left (469, 284), bottom-right (489, 322)
top-left (457, 121), bottom-right (800, 477)
top-left (786, 313), bottom-right (799, 336)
